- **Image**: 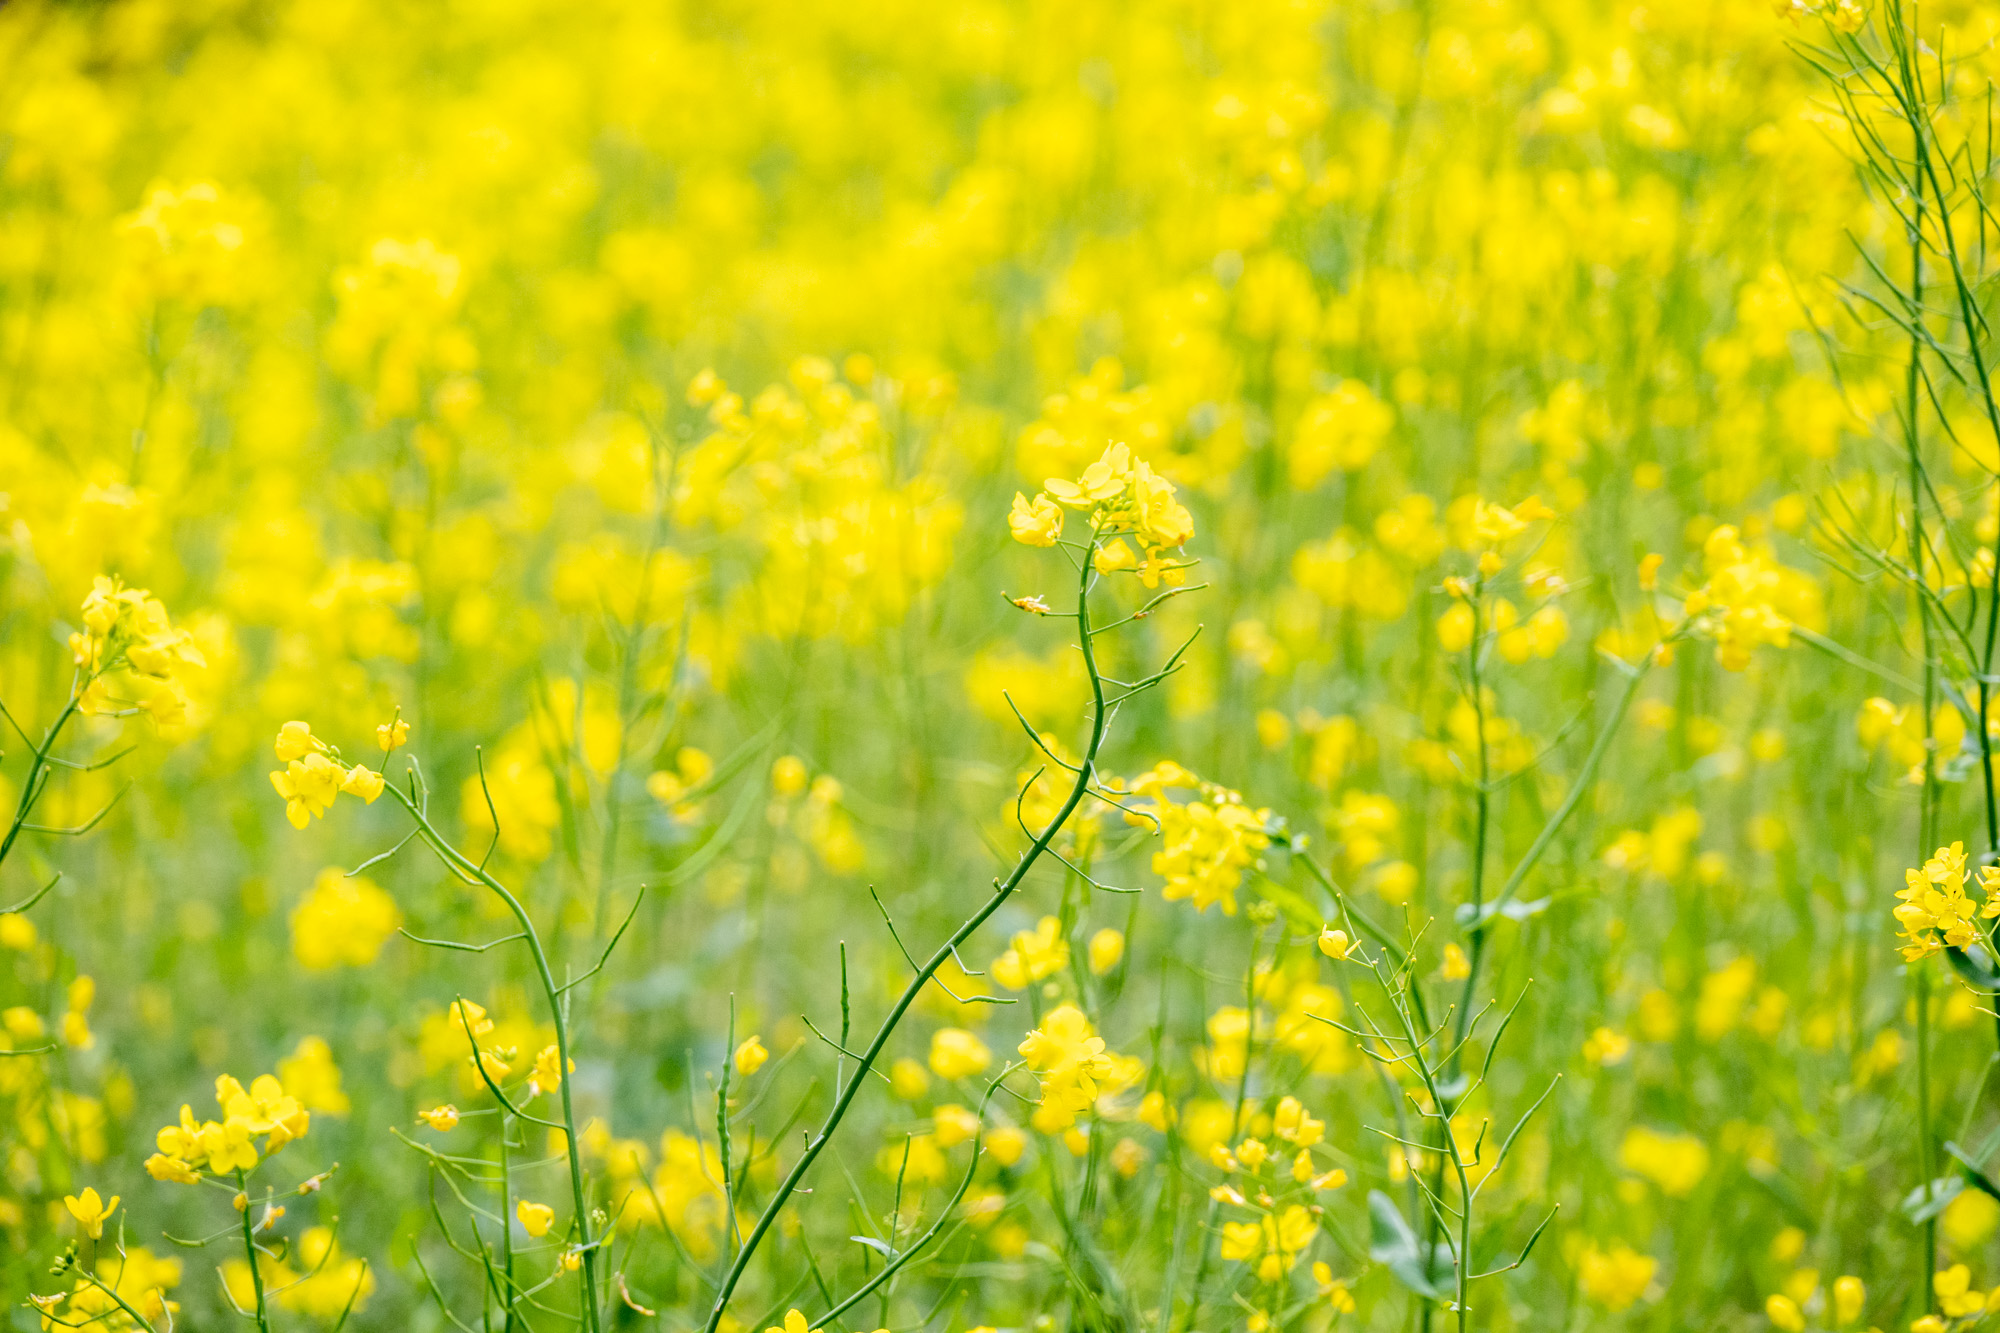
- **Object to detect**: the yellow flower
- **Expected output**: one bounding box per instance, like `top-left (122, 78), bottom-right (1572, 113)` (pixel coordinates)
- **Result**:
top-left (1217, 1205), bottom-right (1319, 1280)
top-left (1008, 492), bottom-right (1063, 546)
top-left (340, 764), bottom-right (386, 803)
top-left (529, 1044), bottom-right (572, 1096)
top-left (1317, 928), bottom-right (1350, 960)
top-left (219, 1073), bottom-right (312, 1152)
top-left (1578, 1243), bottom-right (1657, 1312)
top-left (377, 716), bottom-right (410, 751)
top-left (63, 1188), bottom-right (119, 1239)
top-left (991, 916), bottom-right (1070, 989)
top-left (1045, 443), bottom-right (1132, 509)
top-left (517, 1200), bottom-right (556, 1238)
top-left (1441, 943), bottom-right (1471, 981)
top-left (765, 1312), bottom-right (823, 1333)
top-left (1763, 1293), bottom-right (1804, 1332)
top-left (1219, 1219), bottom-right (1263, 1261)
top-left (1619, 1126), bottom-right (1709, 1196)
top-left (1583, 1027), bottom-right (1632, 1066)
top-left (200, 1118), bottom-right (261, 1172)
top-left (1087, 928), bottom-right (1125, 975)
top-left (1128, 460), bottom-right (1194, 550)
top-left (1935, 1264), bottom-right (1989, 1318)
top-left (933, 1103), bottom-right (982, 1147)
top-left (271, 752), bottom-right (344, 828)
top-left (275, 720), bottom-right (317, 762)
top-left (767, 754), bottom-right (810, 797)
top-left (1312, 1262), bottom-right (1357, 1313)
top-left (450, 999), bottom-right (496, 1039)
top-left (145, 1152), bottom-right (201, 1184)
top-left (1832, 1274), bottom-right (1864, 1324)
top-left (734, 1035), bottom-right (770, 1076)
top-left (929, 1028), bottom-right (992, 1079)
top-left (0, 914), bottom-right (36, 950)
top-left (889, 1058), bottom-right (931, 1100)
top-left (277, 1036), bottom-right (351, 1115)
top-left (419, 1105), bottom-right (460, 1132)
top-left (1094, 537), bottom-right (1137, 573)
top-left (1272, 1096), bottom-right (1324, 1147)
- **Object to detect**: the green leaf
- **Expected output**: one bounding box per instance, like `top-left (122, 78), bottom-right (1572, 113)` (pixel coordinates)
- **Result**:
top-left (1454, 897), bottom-right (1552, 929)
top-left (1946, 944), bottom-right (2000, 993)
top-left (1901, 1175), bottom-right (1964, 1224)
top-left (1944, 1143), bottom-right (2000, 1201)
top-left (1368, 1189), bottom-right (1449, 1300)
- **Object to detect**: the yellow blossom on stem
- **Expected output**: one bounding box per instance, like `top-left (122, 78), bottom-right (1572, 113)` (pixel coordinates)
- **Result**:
top-left (1895, 842), bottom-right (1997, 960)
top-left (517, 1200), bottom-right (556, 1238)
top-left (733, 1035), bottom-right (770, 1076)
top-left (1018, 1004), bottom-right (1116, 1129)
top-left (63, 1188), bottom-right (118, 1239)
top-left (1009, 492), bottom-right (1063, 546)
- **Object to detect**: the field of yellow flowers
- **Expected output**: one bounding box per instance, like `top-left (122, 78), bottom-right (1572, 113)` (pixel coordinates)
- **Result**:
top-left (9, 0), bottom-right (2000, 1329)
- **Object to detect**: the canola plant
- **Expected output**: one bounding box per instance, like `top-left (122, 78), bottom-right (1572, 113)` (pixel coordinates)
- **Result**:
top-left (3, 0), bottom-right (2000, 1329)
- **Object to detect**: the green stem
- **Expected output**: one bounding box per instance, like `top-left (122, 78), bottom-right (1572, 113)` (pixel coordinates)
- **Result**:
top-left (698, 537), bottom-right (1116, 1333)
top-left (500, 1111), bottom-right (516, 1333)
top-left (1456, 636), bottom-right (1671, 1037)
top-left (387, 792), bottom-right (604, 1333)
top-left (0, 687), bottom-right (83, 872)
top-left (237, 1170), bottom-right (272, 1333)
top-left (72, 1262), bottom-right (160, 1333)
top-left (1176, 923), bottom-right (1265, 1333)
top-left (1887, 0), bottom-right (1941, 1296)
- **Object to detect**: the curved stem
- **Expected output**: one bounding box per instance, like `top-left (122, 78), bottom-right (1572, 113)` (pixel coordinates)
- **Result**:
top-left (0, 688), bottom-right (83, 872)
top-left (386, 791), bottom-right (603, 1333)
top-left (699, 540), bottom-right (1114, 1333)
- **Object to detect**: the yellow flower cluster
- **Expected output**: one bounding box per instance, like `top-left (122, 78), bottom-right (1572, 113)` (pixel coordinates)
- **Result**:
top-left (268, 720), bottom-right (388, 829)
top-left (68, 576), bottom-right (206, 722)
top-left (1123, 761), bottom-right (1275, 915)
top-left (1895, 843), bottom-right (2000, 962)
top-left (1909, 1265), bottom-right (2000, 1330)
top-left (1017, 1004), bottom-right (1121, 1133)
top-left (0, 0), bottom-right (1987, 1321)
top-left (146, 1071), bottom-right (310, 1184)
top-left (1763, 1271), bottom-right (1866, 1331)
top-left (1858, 697), bottom-right (1967, 784)
top-left (600, 1127), bottom-right (734, 1260)
top-left (1618, 1126), bottom-right (1709, 1198)
top-left (1577, 1242), bottom-right (1657, 1312)
top-left (1681, 524), bottom-right (1818, 671)
top-left (991, 916), bottom-right (1071, 990)
top-left (1010, 442), bottom-right (1196, 586)
top-left (222, 1227), bottom-right (373, 1319)
top-left (290, 868), bottom-right (403, 970)
top-left (1219, 1205), bottom-right (1321, 1281)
